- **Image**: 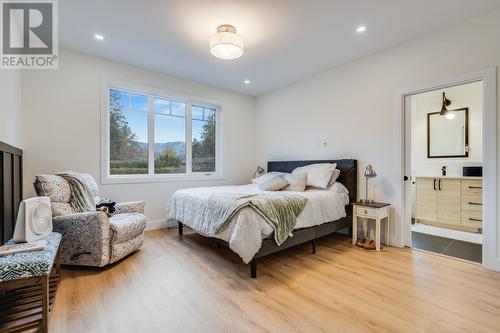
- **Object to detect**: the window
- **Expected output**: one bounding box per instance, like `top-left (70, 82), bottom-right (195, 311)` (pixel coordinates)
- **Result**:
top-left (102, 81), bottom-right (221, 183)
top-left (153, 98), bottom-right (186, 174)
top-left (109, 89), bottom-right (149, 175)
top-left (192, 105), bottom-right (216, 172)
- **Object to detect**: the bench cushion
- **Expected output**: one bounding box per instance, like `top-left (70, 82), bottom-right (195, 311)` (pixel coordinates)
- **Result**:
top-left (0, 233), bottom-right (61, 283)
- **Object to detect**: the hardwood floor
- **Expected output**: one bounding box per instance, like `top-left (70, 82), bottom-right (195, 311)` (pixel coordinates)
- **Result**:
top-left (50, 228), bottom-right (500, 333)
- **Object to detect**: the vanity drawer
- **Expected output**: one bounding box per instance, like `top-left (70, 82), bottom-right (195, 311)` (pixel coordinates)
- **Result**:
top-left (462, 179), bottom-right (483, 196)
top-left (356, 207), bottom-right (378, 218)
top-left (461, 210), bottom-right (482, 228)
top-left (461, 195), bottom-right (483, 213)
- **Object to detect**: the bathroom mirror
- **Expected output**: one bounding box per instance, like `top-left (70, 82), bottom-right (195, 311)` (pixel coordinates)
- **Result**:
top-left (427, 108), bottom-right (469, 158)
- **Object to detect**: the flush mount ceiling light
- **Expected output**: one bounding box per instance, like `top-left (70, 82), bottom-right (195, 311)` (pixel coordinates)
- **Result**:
top-left (210, 25), bottom-right (244, 60)
top-left (94, 34), bottom-right (104, 41)
top-left (440, 92), bottom-right (455, 119)
top-left (244, 79), bottom-right (251, 84)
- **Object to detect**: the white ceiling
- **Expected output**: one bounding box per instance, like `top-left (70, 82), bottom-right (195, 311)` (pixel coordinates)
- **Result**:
top-left (60, 0), bottom-right (500, 96)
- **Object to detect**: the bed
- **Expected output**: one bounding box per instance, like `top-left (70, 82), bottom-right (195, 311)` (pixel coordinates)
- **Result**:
top-left (166, 159), bottom-right (357, 277)
top-left (0, 141), bottom-right (23, 246)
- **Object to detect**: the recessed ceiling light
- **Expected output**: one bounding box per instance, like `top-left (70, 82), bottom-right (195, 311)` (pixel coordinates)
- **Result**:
top-left (244, 80), bottom-right (251, 84)
top-left (356, 26), bottom-right (367, 33)
top-left (94, 34), bottom-right (104, 41)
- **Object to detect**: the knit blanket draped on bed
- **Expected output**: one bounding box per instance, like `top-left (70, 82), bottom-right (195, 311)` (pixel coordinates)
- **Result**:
top-left (209, 193), bottom-right (308, 246)
top-left (57, 172), bottom-right (96, 213)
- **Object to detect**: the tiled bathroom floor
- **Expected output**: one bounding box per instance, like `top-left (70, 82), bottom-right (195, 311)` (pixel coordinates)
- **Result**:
top-left (411, 232), bottom-right (482, 263)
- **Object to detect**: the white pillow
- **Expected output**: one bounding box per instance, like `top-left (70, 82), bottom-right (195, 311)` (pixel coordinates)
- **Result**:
top-left (329, 182), bottom-right (350, 205)
top-left (306, 181), bottom-right (349, 194)
top-left (306, 182), bottom-right (350, 205)
top-left (251, 172), bottom-right (285, 184)
top-left (292, 163), bottom-right (335, 174)
top-left (328, 168), bottom-right (341, 186)
top-left (282, 172), bottom-right (307, 192)
top-left (259, 175), bottom-right (289, 191)
top-left (329, 181), bottom-right (349, 194)
top-left (293, 163), bottom-right (337, 189)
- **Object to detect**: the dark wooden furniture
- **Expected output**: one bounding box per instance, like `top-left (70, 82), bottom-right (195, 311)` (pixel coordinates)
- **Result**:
top-left (0, 141), bottom-right (62, 332)
top-left (0, 251), bottom-right (61, 333)
top-left (0, 141), bottom-right (23, 246)
top-left (0, 235), bottom-right (61, 333)
top-left (178, 159), bottom-right (357, 278)
top-left (352, 201), bottom-right (390, 208)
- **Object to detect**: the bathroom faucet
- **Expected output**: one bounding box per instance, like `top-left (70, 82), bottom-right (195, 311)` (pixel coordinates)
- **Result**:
top-left (441, 166), bottom-right (447, 176)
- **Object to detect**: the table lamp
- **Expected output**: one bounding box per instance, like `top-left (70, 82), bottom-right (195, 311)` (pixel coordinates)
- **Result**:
top-left (362, 164), bottom-right (377, 203)
top-left (254, 166), bottom-right (265, 178)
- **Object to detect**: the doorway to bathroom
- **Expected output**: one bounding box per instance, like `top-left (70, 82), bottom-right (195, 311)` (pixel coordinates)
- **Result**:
top-left (405, 81), bottom-right (484, 263)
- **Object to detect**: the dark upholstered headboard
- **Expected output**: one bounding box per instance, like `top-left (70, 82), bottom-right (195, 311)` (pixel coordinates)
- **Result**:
top-left (267, 159), bottom-right (358, 210)
top-left (0, 141), bottom-right (23, 245)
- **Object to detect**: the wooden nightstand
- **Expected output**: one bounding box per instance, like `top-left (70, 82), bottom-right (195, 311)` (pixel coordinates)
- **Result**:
top-left (352, 201), bottom-right (390, 251)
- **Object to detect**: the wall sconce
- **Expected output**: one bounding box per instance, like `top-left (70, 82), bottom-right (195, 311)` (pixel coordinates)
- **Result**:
top-left (254, 166), bottom-right (265, 178)
top-left (439, 92), bottom-right (455, 119)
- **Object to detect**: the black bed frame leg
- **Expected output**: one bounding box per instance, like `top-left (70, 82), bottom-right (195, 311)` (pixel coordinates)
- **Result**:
top-left (178, 221), bottom-right (183, 236)
top-left (250, 259), bottom-right (257, 278)
top-left (312, 239), bottom-right (316, 254)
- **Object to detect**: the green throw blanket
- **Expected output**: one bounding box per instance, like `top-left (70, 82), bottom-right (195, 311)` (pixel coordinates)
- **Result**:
top-left (209, 193), bottom-right (308, 246)
top-left (57, 172), bottom-right (96, 213)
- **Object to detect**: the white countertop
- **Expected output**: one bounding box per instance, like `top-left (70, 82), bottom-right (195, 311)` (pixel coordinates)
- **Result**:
top-left (413, 175), bottom-right (482, 180)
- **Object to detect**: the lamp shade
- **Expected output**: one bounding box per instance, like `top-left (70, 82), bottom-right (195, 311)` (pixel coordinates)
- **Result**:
top-left (440, 104), bottom-right (448, 115)
top-left (210, 25), bottom-right (244, 60)
top-left (440, 92), bottom-right (452, 116)
top-left (364, 164), bottom-right (377, 178)
top-left (254, 166), bottom-right (265, 178)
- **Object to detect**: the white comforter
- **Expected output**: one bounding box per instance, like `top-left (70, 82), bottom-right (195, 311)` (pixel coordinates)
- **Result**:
top-left (166, 184), bottom-right (348, 263)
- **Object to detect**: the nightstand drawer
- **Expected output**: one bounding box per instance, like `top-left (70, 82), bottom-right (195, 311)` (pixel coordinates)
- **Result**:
top-left (356, 207), bottom-right (378, 217)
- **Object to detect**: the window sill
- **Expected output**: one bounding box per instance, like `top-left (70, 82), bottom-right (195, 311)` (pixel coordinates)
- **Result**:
top-left (101, 174), bottom-right (225, 185)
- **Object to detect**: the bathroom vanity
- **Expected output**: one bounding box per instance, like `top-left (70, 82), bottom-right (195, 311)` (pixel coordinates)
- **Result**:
top-left (415, 176), bottom-right (482, 232)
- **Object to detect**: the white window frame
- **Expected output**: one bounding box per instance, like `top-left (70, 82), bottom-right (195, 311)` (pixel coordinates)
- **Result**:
top-left (100, 78), bottom-right (223, 184)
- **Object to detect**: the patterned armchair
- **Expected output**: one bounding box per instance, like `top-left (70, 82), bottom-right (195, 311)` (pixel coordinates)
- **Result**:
top-left (33, 173), bottom-right (146, 267)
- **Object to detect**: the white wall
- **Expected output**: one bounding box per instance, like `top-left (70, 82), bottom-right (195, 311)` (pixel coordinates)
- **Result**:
top-left (22, 49), bottom-right (256, 225)
top-left (410, 81), bottom-right (483, 177)
top-left (256, 9), bottom-right (500, 258)
top-left (0, 70), bottom-right (22, 147)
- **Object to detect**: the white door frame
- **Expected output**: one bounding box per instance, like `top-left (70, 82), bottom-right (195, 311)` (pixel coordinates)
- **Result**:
top-left (394, 67), bottom-right (498, 271)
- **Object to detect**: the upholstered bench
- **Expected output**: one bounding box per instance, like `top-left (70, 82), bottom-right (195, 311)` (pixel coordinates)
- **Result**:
top-left (0, 232), bottom-right (61, 333)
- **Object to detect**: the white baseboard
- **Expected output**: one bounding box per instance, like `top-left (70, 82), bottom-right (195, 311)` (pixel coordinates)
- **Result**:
top-left (145, 219), bottom-right (175, 231)
top-left (411, 223), bottom-right (482, 244)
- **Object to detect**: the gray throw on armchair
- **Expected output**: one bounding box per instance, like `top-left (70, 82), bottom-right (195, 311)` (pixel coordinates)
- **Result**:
top-left (33, 173), bottom-right (146, 267)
